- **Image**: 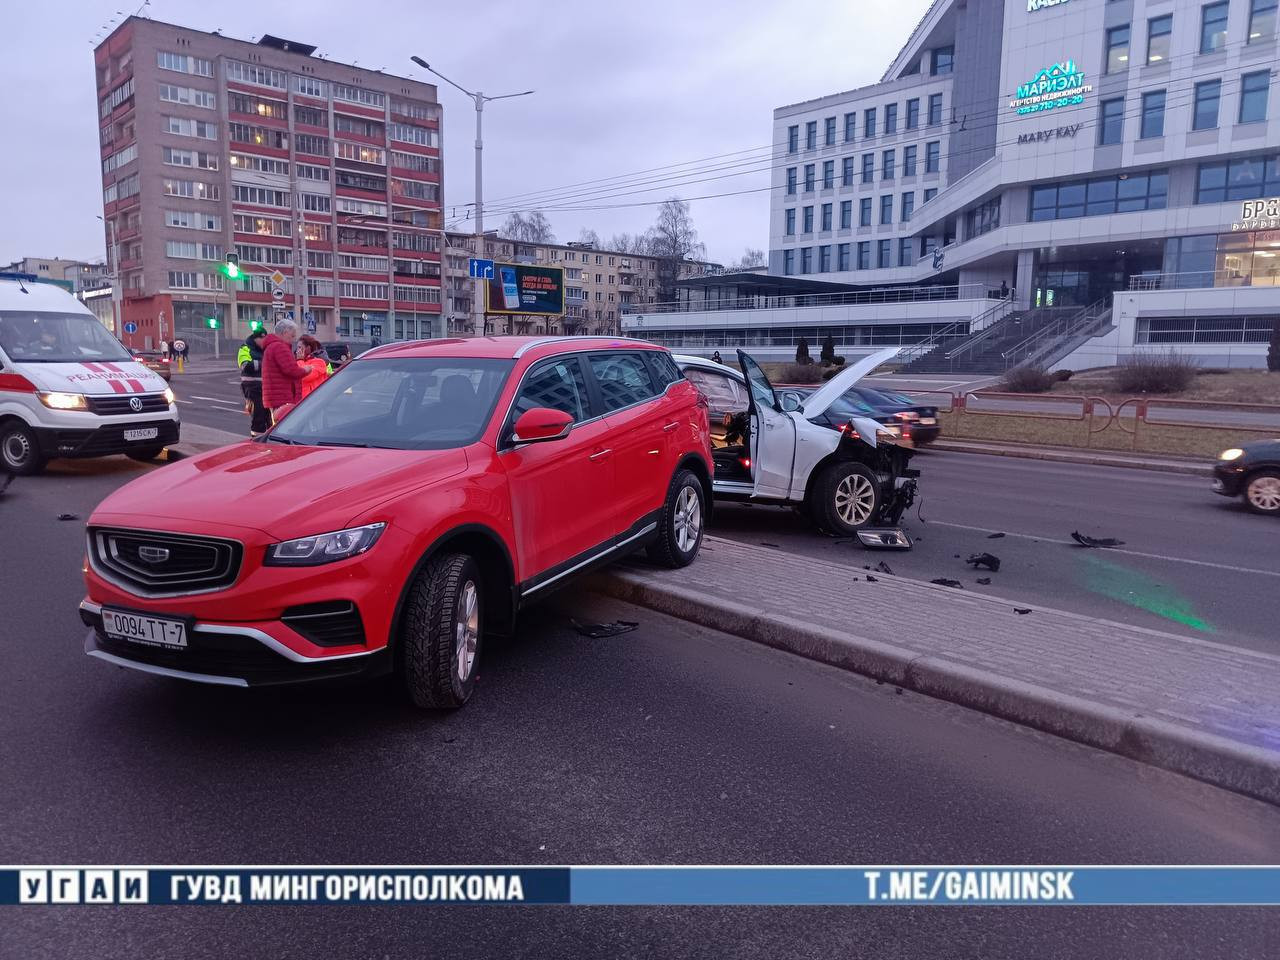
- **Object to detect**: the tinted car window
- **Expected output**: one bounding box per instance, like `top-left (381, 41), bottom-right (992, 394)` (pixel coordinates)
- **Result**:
top-left (513, 357), bottom-right (591, 423)
top-left (588, 353), bottom-right (657, 412)
top-left (271, 357), bottom-right (512, 450)
top-left (645, 350), bottom-right (684, 388)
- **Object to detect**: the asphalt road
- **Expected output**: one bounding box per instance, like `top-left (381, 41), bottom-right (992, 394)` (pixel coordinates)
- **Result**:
top-left (3, 463), bottom-right (1279, 957)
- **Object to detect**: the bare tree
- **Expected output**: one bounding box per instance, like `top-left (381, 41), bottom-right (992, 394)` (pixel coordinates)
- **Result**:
top-left (577, 227), bottom-right (601, 247)
top-left (648, 198), bottom-right (706, 302)
top-left (608, 231), bottom-right (652, 256)
top-left (499, 211), bottom-right (556, 243)
top-left (728, 247), bottom-right (766, 272)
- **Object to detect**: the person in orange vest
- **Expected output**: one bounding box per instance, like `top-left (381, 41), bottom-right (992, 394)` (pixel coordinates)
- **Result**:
top-left (296, 334), bottom-right (331, 400)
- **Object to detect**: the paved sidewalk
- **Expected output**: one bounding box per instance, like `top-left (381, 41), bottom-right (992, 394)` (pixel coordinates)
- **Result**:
top-left (167, 422), bottom-right (242, 460)
top-left (593, 536), bottom-right (1280, 804)
top-left (928, 438), bottom-right (1213, 475)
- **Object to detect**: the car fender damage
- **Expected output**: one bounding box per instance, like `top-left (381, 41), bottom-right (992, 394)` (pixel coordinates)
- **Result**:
top-left (827, 422), bottom-right (920, 547)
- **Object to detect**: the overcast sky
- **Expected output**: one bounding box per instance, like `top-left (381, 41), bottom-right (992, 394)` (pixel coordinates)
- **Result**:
top-left (0, 0), bottom-right (930, 267)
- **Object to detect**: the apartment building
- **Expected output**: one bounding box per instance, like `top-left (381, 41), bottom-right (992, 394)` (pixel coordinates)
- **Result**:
top-left (1, 257), bottom-right (110, 294)
top-left (441, 231), bottom-right (719, 336)
top-left (94, 17), bottom-right (443, 350)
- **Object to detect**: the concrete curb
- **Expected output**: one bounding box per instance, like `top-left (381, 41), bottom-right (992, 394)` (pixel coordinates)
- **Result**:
top-left (589, 569), bottom-right (1280, 807)
top-left (928, 440), bottom-right (1212, 476)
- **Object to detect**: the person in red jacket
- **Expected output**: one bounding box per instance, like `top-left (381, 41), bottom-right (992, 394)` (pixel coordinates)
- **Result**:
top-left (261, 318), bottom-right (306, 423)
top-left (296, 335), bottom-right (331, 399)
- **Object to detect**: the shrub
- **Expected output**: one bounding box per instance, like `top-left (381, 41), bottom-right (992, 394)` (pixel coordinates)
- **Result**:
top-left (821, 367), bottom-right (841, 381)
top-left (1052, 369), bottom-right (1073, 382)
top-left (779, 362), bottom-right (825, 384)
top-left (999, 365), bottom-right (1055, 393)
top-left (820, 336), bottom-right (837, 365)
top-left (831, 355), bottom-right (846, 367)
top-left (1268, 318), bottom-right (1280, 372)
top-left (796, 338), bottom-right (812, 365)
top-left (1113, 352), bottom-right (1199, 394)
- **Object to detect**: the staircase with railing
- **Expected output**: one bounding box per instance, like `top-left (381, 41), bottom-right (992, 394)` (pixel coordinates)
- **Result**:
top-left (899, 298), bottom-right (1020, 373)
top-left (1000, 298), bottom-right (1113, 371)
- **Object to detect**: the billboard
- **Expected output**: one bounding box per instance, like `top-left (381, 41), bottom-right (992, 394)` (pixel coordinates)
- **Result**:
top-left (484, 263), bottom-right (565, 316)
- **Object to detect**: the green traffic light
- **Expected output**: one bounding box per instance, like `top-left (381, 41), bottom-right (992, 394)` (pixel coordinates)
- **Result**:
top-left (206, 317), bottom-right (219, 329)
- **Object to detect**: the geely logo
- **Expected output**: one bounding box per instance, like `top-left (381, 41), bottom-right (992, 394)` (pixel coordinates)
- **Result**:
top-left (137, 545), bottom-right (170, 564)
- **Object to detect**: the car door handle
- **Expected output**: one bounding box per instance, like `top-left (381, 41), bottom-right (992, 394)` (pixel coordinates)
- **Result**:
top-left (589, 448), bottom-right (612, 461)
top-left (764, 421), bottom-right (776, 429)
top-left (663, 421), bottom-right (680, 433)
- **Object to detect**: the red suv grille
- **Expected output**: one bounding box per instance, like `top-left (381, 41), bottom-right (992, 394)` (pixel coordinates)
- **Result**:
top-left (89, 527), bottom-right (243, 596)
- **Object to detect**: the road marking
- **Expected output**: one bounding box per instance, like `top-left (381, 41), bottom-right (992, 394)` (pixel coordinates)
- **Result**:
top-left (189, 395), bottom-right (242, 405)
top-left (930, 519), bottom-right (1280, 579)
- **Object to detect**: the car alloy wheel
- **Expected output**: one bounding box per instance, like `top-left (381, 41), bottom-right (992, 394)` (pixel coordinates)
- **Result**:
top-left (455, 579), bottom-right (479, 683)
top-left (674, 485), bottom-right (702, 554)
top-left (834, 473), bottom-right (875, 526)
top-left (1246, 474), bottom-right (1280, 513)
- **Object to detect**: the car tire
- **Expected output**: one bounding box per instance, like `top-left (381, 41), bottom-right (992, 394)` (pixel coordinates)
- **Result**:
top-left (0, 421), bottom-right (47, 476)
top-left (125, 445), bottom-right (167, 463)
top-left (811, 461), bottom-right (880, 535)
top-left (647, 468), bottom-right (705, 568)
top-left (1243, 469), bottom-right (1280, 515)
top-left (401, 552), bottom-right (482, 709)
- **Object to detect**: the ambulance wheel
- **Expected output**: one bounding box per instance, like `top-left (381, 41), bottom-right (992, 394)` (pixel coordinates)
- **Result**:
top-left (1, 421), bottom-right (46, 476)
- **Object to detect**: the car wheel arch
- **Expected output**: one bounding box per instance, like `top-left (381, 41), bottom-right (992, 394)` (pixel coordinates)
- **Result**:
top-left (388, 524), bottom-right (517, 660)
top-left (802, 446), bottom-right (876, 508)
top-left (676, 452), bottom-right (714, 521)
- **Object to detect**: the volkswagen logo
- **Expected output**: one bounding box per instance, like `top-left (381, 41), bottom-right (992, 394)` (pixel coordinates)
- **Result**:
top-left (128, 396), bottom-right (143, 412)
top-left (137, 545), bottom-right (170, 564)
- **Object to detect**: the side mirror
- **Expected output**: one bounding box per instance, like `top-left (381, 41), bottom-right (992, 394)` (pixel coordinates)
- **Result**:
top-left (780, 391), bottom-right (803, 413)
top-left (512, 407), bottom-right (573, 446)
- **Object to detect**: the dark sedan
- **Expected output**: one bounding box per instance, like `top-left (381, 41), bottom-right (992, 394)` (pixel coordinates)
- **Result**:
top-left (130, 350), bottom-right (172, 382)
top-left (804, 385), bottom-right (941, 446)
top-left (1213, 439), bottom-right (1280, 515)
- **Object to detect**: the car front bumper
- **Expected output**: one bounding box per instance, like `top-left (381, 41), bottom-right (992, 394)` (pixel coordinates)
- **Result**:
top-left (36, 419), bottom-right (179, 459)
top-left (1211, 463), bottom-right (1246, 497)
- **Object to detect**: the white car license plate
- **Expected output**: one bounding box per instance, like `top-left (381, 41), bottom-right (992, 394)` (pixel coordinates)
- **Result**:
top-left (919, 417), bottom-right (937, 425)
top-left (102, 608), bottom-right (188, 648)
top-left (123, 427), bottom-right (159, 442)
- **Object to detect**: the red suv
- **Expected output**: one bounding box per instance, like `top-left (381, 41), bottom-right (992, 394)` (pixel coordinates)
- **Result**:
top-left (80, 337), bottom-right (711, 708)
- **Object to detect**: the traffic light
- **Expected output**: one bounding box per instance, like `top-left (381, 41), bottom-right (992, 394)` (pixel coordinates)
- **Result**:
top-left (221, 253), bottom-right (242, 281)
top-left (206, 316), bottom-right (219, 329)
top-left (248, 319), bottom-right (263, 332)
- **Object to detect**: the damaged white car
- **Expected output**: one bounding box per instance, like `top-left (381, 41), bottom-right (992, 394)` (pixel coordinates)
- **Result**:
top-left (675, 347), bottom-right (920, 548)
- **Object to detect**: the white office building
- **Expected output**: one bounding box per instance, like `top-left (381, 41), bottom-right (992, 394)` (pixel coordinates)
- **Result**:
top-left (625, 0), bottom-right (1279, 369)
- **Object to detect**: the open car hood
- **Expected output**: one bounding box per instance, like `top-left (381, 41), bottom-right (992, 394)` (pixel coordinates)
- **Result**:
top-left (799, 346), bottom-right (903, 420)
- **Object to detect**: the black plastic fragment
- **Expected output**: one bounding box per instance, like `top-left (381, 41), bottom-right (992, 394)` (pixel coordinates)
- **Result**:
top-left (966, 552), bottom-right (1001, 572)
top-left (1071, 531), bottom-right (1125, 548)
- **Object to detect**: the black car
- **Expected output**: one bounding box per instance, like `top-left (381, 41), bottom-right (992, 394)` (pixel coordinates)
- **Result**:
top-left (1212, 439), bottom-right (1280, 515)
top-left (802, 385), bottom-right (941, 446)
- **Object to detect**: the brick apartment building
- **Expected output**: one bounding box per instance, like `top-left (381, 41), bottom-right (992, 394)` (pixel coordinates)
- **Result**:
top-left (94, 17), bottom-right (444, 350)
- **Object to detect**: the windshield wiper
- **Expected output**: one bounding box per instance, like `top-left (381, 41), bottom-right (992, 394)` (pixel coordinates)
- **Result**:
top-left (316, 440), bottom-right (369, 448)
top-left (263, 434), bottom-right (297, 444)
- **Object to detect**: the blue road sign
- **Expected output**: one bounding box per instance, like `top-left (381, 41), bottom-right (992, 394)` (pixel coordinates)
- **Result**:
top-left (304, 310), bottom-right (316, 333)
top-left (469, 258), bottom-right (495, 279)
top-left (123, 321), bottom-right (138, 334)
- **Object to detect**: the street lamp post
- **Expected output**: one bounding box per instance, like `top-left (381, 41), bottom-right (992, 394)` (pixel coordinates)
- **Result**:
top-left (410, 55), bottom-right (532, 338)
top-left (96, 214), bottom-right (122, 337)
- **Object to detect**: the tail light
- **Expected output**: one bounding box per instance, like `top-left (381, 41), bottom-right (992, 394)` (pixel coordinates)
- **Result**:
top-left (740, 457), bottom-right (751, 469)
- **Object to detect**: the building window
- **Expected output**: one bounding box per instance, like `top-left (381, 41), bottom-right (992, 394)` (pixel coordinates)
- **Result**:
top-left (899, 238), bottom-right (914, 267)
top-left (823, 160), bottom-right (835, 189)
top-left (1140, 90), bottom-right (1166, 138)
top-left (225, 60), bottom-right (286, 89)
top-left (783, 249), bottom-right (795, 275)
top-left (821, 203), bottom-right (833, 231)
top-left (1239, 71), bottom-right (1271, 123)
top-left (785, 208), bottom-right (796, 235)
top-left (786, 167), bottom-right (797, 194)
top-left (819, 245), bottom-right (832, 272)
top-left (787, 125), bottom-right (799, 153)
top-left (864, 108), bottom-right (877, 138)
top-left (880, 195), bottom-right (893, 224)
top-left (1099, 97), bottom-right (1125, 144)
top-left (805, 120), bottom-right (817, 150)
top-left (824, 116), bottom-right (837, 146)
top-left (800, 248), bottom-right (812, 274)
top-left (804, 164), bottom-right (815, 191)
top-left (862, 153), bottom-right (874, 183)
top-left (229, 122), bottom-right (287, 150)
top-left (925, 141), bottom-right (941, 173)
top-left (840, 200), bottom-right (853, 229)
top-left (1147, 15), bottom-right (1173, 63)
top-left (930, 45), bottom-right (954, 75)
top-left (902, 192), bottom-right (915, 221)
top-left (1250, 0), bottom-right (1278, 42)
top-left (844, 112), bottom-right (856, 141)
top-left (159, 83), bottom-right (215, 109)
top-left (334, 84), bottom-right (386, 108)
top-left (885, 103), bottom-right (898, 134)
top-left (965, 197), bottom-right (1001, 237)
top-left (882, 149), bottom-right (895, 180)
top-left (859, 198), bottom-right (872, 227)
top-left (335, 141), bottom-right (386, 165)
top-left (1201, 1), bottom-right (1230, 53)
top-left (293, 75), bottom-right (328, 99)
top-left (878, 239), bottom-right (892, 268)
top-left (857, 242), bottom-right (870, 270)
top-left (1105, 25), bottom-right (1130, 74)
top-left (928, 93), bottom-right (943, 126)
top-left (842, 156), bottom-right (855, 186)
top-left (924, 187), bottom-right (938, 203)
top-left (906, 98), bottom-right (920, 130)
top-left (903, 145), bottom-right (918, 176)
top-left (837, 243), bottom-right (851, 271)
top-left (1029, 171), bottom-right (1168, 220)
top-left (157, 51), bottom-right (213, 77)
top-left (803, 206), bottom-right (814, 233)
top-left (1194, 80), bottom-right (1222, 129)
top-left (1196, 153), bottom-right (1280, 202)
top-left (163, 116), bottom-right (218, 139)
top-left (295, 134), bottom-right (329, 157)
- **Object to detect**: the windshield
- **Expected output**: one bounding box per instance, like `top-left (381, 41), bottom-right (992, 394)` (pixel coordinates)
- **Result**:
top-left (270, 357), bottom-right (514, 450)
top-left (0, 311), bottom-right (131, 363)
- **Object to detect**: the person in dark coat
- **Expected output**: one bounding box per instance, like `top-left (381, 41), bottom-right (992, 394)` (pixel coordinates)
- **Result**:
top-left (238, 328), bottom-right (270, 436)
top-left (261, 318), bottom-right (306, 423)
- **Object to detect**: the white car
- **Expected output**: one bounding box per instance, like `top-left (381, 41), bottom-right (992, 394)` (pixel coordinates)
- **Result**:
top-left (0, 278), bottom-right (178, 475)
top-left (675, 348), bottom-right (919, 541)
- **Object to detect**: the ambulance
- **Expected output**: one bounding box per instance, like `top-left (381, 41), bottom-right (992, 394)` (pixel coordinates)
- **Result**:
top-left (0, 276), bottom-right (179, 475)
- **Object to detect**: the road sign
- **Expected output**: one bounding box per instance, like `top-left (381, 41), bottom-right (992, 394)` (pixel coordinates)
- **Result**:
top-left (269, 270), bottom-right (288, 314)
top-left (123, 321), bottom-right (137, 334)
top-left (304, 310), bottom-right (316, 333)
top-left (469, 258), bottom-right (495, 279)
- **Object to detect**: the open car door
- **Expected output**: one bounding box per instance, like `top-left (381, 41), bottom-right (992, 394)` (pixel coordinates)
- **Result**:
top-left (736, 350), bottom-right (796, 498)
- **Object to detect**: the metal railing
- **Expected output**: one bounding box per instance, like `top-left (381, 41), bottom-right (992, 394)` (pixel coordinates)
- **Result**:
top-left (622, 282), bottom-right (1000, 316)
top-left (943, 298), bottom-right (1019, 360)
top-left (1001, 299), bottom-right (1112, 369)
top-left (896, 318), bottom-right (972, 364)
top-left (1127, 270), bottom-right (1272, 291)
